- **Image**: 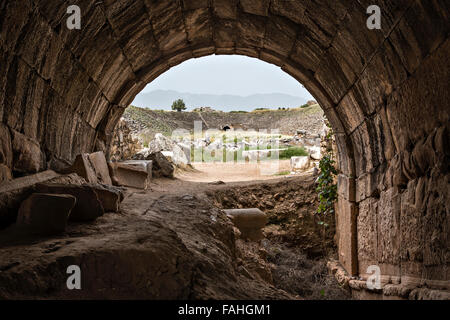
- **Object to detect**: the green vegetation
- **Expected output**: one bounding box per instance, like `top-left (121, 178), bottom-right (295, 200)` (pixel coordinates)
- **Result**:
top-left (274, 170), bottom-right (291, 176)
top-left (253, 107), bottom-right (270, 112)
top-left (171, 99), bottom-right (187, 112)
top-left (229, 110), bottom-right (248, 113)
top-left (279, 146), bottom-right (308, 160)
top-left (316, 123), bottom-right (337, 216)
top-left (316, 155), bottom-right (337, 215)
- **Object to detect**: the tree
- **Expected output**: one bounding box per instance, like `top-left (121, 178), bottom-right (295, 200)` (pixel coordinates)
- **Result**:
top-left (171, 99), bottom-right (186, 112)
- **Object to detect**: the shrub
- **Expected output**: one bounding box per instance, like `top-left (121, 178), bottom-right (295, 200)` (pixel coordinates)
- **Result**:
top-left (279, 147), bottom-right (308, 160)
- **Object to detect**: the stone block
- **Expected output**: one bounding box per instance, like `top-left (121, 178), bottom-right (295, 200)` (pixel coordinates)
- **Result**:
top-left (0, 170), bottom-right (60, 228)
top-left (0, 164), bottom-right (12, 183)
top-left (11, 130), bottom-right (46, 174)
top-left (240, 0), bottom-right (269, 16)
top-left (337, 174), bottom-right (355, 202)
top-left (224, 208), bottom-right (268, 241)
top-left (108, 162), bottom-right (149, 189)
top-left (88, 151), bottom-right (113, 185)
top-left (122, 160), bottom-right (153, 179)
top-left (336, 198), bottom-right (358, 276)
top-left (16, 193), bottom-right (76, 235)
top-left (357, 198), bottom-right (378, 264)
top-left (67, 151), bottom-right (112, 185)
top-left (377, 188), bottom-right (401, 265)
top-left (212, 0), bottom-right (237, 19)
top-left (0, 123), bottom-right (12, 168)
top-left (35, 183), bottom-right (104, 221)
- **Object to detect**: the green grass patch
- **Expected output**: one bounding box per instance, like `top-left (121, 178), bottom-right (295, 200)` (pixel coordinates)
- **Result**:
top-left (279, 147), bottom-right (309, 160)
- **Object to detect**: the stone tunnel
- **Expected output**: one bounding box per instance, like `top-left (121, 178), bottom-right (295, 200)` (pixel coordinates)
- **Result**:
top-left (0, 0), bottom-right (448, 296)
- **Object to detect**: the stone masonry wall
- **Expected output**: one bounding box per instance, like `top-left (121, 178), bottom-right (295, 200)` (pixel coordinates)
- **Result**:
top-left (0, 0), bottom-right (449, 294)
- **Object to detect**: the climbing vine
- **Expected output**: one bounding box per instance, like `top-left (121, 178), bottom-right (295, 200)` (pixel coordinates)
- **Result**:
top-left (316, 123), bottom-right (337, 216)
top-left (316, 155), bottom-right (337, 215)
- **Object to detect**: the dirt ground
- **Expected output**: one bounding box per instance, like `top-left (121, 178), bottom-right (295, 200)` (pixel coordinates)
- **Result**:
top-left (176, 160), bottom-right (294, 183)
top-left (0, 163), bottom-right (350, 300)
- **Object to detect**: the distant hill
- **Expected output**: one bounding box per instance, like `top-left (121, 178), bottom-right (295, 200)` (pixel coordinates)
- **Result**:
top-left (131, 90), bottom-right (309, 112)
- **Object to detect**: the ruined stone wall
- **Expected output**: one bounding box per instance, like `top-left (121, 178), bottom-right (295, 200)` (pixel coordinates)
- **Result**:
top-left (0, 0), bottom-right (449, 295)
top-left (109, 119), bottom-right (142, 162)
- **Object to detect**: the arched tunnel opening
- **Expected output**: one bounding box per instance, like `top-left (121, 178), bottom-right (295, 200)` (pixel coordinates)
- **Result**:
top-left (0, 0), bottom-right (448, 301)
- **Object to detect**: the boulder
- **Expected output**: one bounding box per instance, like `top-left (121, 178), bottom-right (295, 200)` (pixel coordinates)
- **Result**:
top-left (147, 134), bottom-right (189, 166)
top-left (177, 143), bottom-right (192, 165)
top-left (144, 152), bottom-right (174, 178)
top-left (108, 162), bottom-right (149, 189)
top-left (35, 183), bottom-right (104, 221)
top-left (291, 156), bottom-right (310, 171)
top-left (67, 151), bottom-right (112, 185)
top-left (224, 208), bottom-right (268, 241)
top-left (0, 170), bottom-right (61, 228)
top-left (148, 133), bottom-right (174, 153)
top-left (307, 146), bottom-right (321, 160)
top-left (16, 193), bottom-right (76, 235)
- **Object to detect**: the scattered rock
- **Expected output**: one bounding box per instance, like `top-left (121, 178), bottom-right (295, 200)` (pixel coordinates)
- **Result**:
top-left (108, 162), bottom-right (149, 189)
top-left (143, 152), bottom-right (174, 178)
top-left (209, 181), bottom-right (225, 185)
top-left (307, 146), bottom-right (321, 160)
top-left (35, 183), bottom-right (104, 221)
top-left (291, 156), bottom-right (310, 171)
top-left (16, 193), bottom-right (76, 235)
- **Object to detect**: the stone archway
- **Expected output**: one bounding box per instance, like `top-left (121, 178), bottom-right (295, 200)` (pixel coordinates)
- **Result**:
top-left (0, 0), bottom-right (448, 294)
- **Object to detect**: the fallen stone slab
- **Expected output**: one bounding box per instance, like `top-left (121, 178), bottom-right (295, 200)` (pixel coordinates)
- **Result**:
top-left (86, 183), bottom-right (125, 213)
top-left (35, 183), bottom-right (104, 221)
top-left (48, 173), bottom-right (125, 212)
top-left (121, 160), bottom-right (153, 179)
top-left (16, 193), bottom-right (76, 235)
top-left (66, 151), bottom-right (112, 185)
top-left (223, 208), bottom-right (268, 241)
top-left (108, 162), bottom-right (149, 189)
top-left (0, 170), bottom-right (61, 228)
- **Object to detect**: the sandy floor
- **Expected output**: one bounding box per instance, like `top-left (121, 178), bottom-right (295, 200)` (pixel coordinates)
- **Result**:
top-left (176, 160), bottom-right (294, 183)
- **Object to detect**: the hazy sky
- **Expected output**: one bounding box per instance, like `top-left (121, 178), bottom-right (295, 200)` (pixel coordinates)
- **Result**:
top-left (139, 55), bottom-right (314, 99)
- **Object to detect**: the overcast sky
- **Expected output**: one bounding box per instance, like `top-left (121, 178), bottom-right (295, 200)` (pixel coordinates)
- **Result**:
top-left (139, 55), bottom-right (314, 99)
